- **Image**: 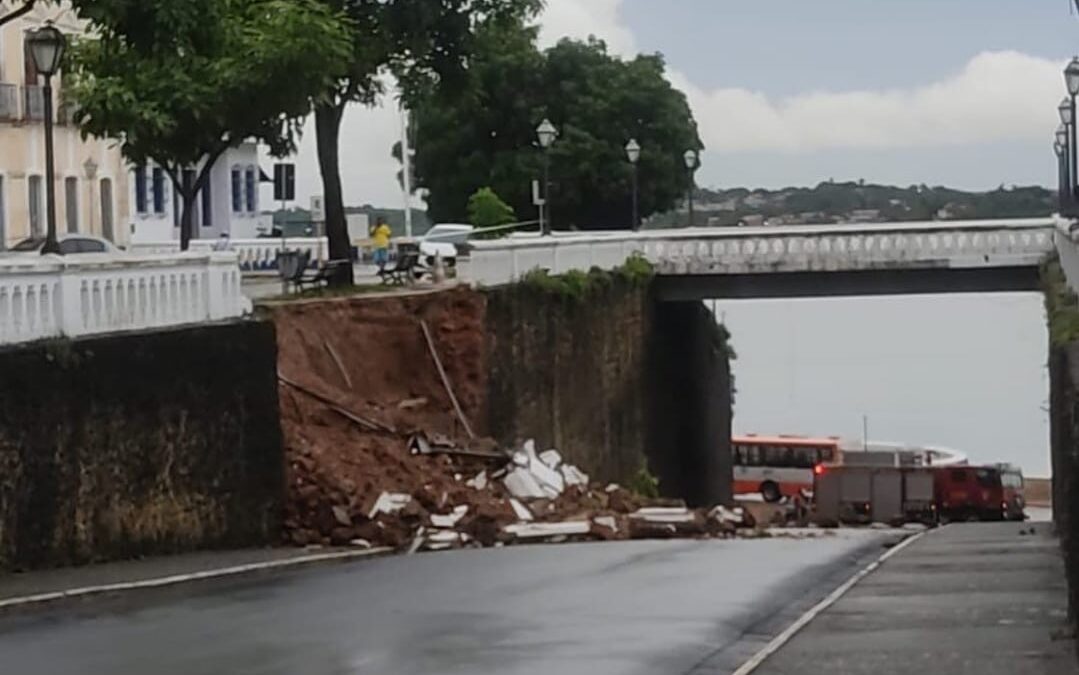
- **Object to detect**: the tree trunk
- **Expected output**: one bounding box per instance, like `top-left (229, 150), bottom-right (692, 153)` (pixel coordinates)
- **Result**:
top-left (180, 191), bottom-right (196, 252)
top-left (315, 100), bottom-right (354, 286)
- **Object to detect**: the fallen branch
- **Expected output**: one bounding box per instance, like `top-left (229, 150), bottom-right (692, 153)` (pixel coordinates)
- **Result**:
top-left (323, 339), bottom-right (353, 390)
top-left (278, 374), bottom-right (396, 434)
top-left (418, 318), bottom-right (476, 440)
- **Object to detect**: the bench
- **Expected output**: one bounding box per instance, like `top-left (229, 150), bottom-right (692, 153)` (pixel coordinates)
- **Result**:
top-left (378, 251), bottom-right (426, 286)
top-left (296, 259), bottom-right (352, 291)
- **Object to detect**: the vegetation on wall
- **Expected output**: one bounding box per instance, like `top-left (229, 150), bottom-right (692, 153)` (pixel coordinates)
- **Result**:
top-left (518, 254), bottom-right (655, 300)
top-left (1043, 255), bottom-right (1079, 347)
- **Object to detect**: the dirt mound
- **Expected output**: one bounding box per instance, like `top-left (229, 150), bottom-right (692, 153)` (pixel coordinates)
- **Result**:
top-left (270, 288), bottom-right (750, 551)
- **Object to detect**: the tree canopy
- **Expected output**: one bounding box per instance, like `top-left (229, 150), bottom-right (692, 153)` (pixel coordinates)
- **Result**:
top-left (467, 187), bottom-right (516, 230)
top-left (308, 0), bottom-right (542, 284)
top-left (409, 24), bottom-right (702, 230)
top-left (67, 0), bottom-right (350, 249)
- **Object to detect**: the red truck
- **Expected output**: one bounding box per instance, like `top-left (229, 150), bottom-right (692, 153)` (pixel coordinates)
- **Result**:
top-left (934, 466), bottom-right (1005, 522)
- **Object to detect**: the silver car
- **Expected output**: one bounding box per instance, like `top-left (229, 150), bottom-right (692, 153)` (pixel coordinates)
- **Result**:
top-left (6, 235), bottom-right (120, 256)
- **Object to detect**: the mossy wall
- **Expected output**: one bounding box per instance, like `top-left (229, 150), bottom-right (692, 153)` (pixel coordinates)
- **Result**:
top-left (0, 321), bottom-right (283, 571)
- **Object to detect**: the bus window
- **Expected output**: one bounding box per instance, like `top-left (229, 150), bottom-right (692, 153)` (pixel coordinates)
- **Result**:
top-left (950, 469), bottom-right (967, 483)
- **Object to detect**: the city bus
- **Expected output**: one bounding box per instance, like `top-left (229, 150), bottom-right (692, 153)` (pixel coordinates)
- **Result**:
top-left (732, 435), bottom-right (842, 503)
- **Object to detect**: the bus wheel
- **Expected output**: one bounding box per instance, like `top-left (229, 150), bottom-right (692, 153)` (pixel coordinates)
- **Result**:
top-left (761, 482), bottom-right (782, 503)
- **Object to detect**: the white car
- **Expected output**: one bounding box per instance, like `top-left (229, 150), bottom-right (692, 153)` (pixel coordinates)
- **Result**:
top-left (419, 224), bottom-right (473, 267)
top-left (5, 234), bottom-right (120, 256)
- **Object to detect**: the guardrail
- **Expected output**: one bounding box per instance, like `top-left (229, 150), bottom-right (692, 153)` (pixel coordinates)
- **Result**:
top-left (0, 252), bottom-right (250, 346)
top-left (129, 238), bottom-right (329, 272)
top-left (466, 219), bottom-right (1057, 286)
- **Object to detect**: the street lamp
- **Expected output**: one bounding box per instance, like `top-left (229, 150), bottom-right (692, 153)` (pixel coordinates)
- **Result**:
top-left (625, 138), bottom-right (641, 231)
top-left (1056, 141), bottom-right (1067, 214)
top-left (1065, 59), bottom-right (1079, 207)
top-left (537, 118), bottom-right (558, 236)
top-left (27, 23), bottom-right (67, 255)
top-left (683, 149), bottom-right (699, 227)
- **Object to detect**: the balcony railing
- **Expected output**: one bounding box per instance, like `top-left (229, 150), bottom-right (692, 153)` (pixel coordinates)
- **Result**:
top-left (23, 85), bottom-right (44, 121)
top-left (0, 83), bottom-right (17, 121)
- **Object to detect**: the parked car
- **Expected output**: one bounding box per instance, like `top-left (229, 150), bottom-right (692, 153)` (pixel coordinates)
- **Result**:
top-left (419, 224), bottom-right (473, 267)
top-left (6, 235), bottom-right (120, 256)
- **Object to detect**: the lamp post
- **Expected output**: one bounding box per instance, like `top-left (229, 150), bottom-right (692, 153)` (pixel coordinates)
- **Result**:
top-left (536, 118), bottom-right (558, 236)
top-left (1056, 141), bottom-right (1067, 214)
top-left (683, 149), bottom-right (699, 227)
top-left (27, 23), bottom-right (67, 255)
top-left (625, 139), bottom-right (640, 231)
top-left (1059, 125), bottom-right (1071, 214)
top-left (1065, 59), bottom-right (1079, 205)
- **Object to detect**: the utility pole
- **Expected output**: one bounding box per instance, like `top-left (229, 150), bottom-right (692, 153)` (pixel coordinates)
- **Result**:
top-left (400, 105), bottom-right (413, 238)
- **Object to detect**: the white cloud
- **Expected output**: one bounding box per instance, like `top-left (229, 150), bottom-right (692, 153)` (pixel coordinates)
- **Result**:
top-left (279, 0), bottom-right (1062, 209)
top-left (673, 50), bottom-right (1062, 155)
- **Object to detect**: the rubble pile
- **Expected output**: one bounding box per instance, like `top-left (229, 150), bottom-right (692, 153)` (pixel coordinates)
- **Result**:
top-left (285, 429), bottom-right (754, 553)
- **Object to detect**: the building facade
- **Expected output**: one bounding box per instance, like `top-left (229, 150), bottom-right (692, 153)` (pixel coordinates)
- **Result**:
top-left (0, 2), bottom-right (130, 249)
top-left (128, 142), bottom-right (272, 244)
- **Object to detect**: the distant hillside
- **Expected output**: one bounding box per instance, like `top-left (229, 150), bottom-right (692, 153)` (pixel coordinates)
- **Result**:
top-left (648, 181), bottom-right (1056, 228)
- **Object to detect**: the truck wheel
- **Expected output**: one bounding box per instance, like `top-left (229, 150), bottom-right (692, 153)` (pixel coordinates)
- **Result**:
top-left (761, 481), bottom-right (782, 503)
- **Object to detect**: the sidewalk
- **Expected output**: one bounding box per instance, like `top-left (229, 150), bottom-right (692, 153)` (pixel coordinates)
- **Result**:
top-left (0, 546), bottom-right (388, 611)
top-left (751, 521), bottom-right (1077, 675)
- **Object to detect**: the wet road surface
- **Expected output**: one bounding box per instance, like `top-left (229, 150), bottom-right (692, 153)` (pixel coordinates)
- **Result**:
top-left (0, 534), bottom-right (897, 675)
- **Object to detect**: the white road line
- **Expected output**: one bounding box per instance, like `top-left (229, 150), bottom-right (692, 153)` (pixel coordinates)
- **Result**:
top-left (0, 548), bottom-right (393, 612)
top-left (731, 530), bottom-right (927, 675)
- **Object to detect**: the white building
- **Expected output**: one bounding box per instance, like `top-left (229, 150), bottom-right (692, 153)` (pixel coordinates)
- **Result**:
top-left (128, 141), bottom-right (272, 244)
top-left (0, 3), bottom-right (129, 249)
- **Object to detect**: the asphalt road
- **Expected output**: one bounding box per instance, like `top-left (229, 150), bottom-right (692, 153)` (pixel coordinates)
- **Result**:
top-left (755, 522), bottom-right (1077, 675)
top-left (0, 534), bottom-right (897, 675)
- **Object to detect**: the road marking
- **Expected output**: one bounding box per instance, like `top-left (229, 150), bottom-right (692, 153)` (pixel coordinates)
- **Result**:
top-left (730, 530), bottom-right (927, 675)
top-left (0, 548), bottom-right (393, 612)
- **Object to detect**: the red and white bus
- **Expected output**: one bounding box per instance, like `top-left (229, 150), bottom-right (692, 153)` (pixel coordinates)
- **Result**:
top-left (732, 435), bottom-right (842, 503)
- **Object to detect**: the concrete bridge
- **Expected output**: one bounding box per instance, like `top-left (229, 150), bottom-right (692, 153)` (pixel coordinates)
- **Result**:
top-left (466, 217), bottom-right (1059, 299)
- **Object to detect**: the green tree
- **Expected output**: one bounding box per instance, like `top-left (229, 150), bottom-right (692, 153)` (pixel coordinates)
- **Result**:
top-left (67, 0), bottom-right (350, 250)
top-left (311, 0), bottom-right (542, 284)
top-left (467, 187), bottom-right (516, 230)
top-left (410, 26), bottom-right (702, 230)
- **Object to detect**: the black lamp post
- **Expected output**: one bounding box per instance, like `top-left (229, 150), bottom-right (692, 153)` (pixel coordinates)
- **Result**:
top-left (625, 138), bottom-right (640, 231)
top-left (1056, 141), bottom-right (1067, 214)
top-left (683, 149), bottom-right (699, 227)
top-left (1065, 59), bottom-right (1079, 205)
top-left (536, 119), bottom-right (558, 236)
top-left (27, 23), bottom-right (67, 255)
top-left (1059, 125), bottom-right (1071, 214)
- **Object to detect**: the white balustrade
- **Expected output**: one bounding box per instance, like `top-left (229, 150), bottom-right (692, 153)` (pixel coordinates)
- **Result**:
top-left (0, 252), bottom-right (250, 346)
top-left (467, 218), bottom-right (1058, 287)
top-left (129, 237), bottom-right (329, 273)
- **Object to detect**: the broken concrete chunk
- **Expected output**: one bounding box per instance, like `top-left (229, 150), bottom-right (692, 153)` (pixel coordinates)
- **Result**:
top-left (630, 507), bottom-right (696, 524)
top-left (430, 505), bottom-right (469, 529)
top-left (503, 467), bottom-right (548, 500)
top-left (539, 449), bottom-right (563, 469)
top-left (509, 498), bottom-right (534, 522)
top-left (512, 451), bottom-right (530, 467)
top-left (503, 522), bottom-right (591, 539)
top-left (466, 471), bottom-right (489, 491)
top-left (368, 492), bottom-right (412, 519)
top-left (350, 538), bottom-right (373, 549)
top-left (397, 397), bottom-right (429, 410)
top-left (331, 505), bottom-right (352, 527)
top-left (561, 465), bottom-right (589, 488)
top-left (605, 483), bottom-right (621, 493)
top-left (526, 457), bottom-right (565, 496)
top-left (709, 506), bottom-right (744, 525)
top-left (593, 516), bottom-right (618, 532)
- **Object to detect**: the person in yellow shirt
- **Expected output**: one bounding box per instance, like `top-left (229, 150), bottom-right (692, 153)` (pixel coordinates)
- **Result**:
top-left (370, 217), bottom-right (392, 269)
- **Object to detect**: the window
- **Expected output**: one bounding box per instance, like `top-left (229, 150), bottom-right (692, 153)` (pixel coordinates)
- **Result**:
top-left (201, 174), bottom-right (212, 227)
top-left (28, 175), bottom-right (42, 236)
top-left (975, 469), bottom-right (999, 489)
top-left (134, 166), bottom-right (148, 214)
top-left (152, 168), bottom-right (166, 214)
top-left (0, 175), bottom-right (6, 250)
top-left (100, 178), bottom-right (114, 242)
top-left (950, 469), bottom-right (967, 483)
top-left (64, 177), bottom-right (78, 233)
top-left (231, 167), bottom-right (242, 212)
top-left (245, 167), bottom-right (257, 212)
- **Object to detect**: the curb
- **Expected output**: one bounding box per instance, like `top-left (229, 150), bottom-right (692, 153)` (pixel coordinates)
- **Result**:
top-left (731, 529), bottom-right (927, 675)
top-left (0, 547), bottom-right (394, 613)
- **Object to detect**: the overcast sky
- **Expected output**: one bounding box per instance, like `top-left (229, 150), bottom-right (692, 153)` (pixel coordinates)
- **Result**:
top-left (271, 0), bottom-right (1079, 211)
